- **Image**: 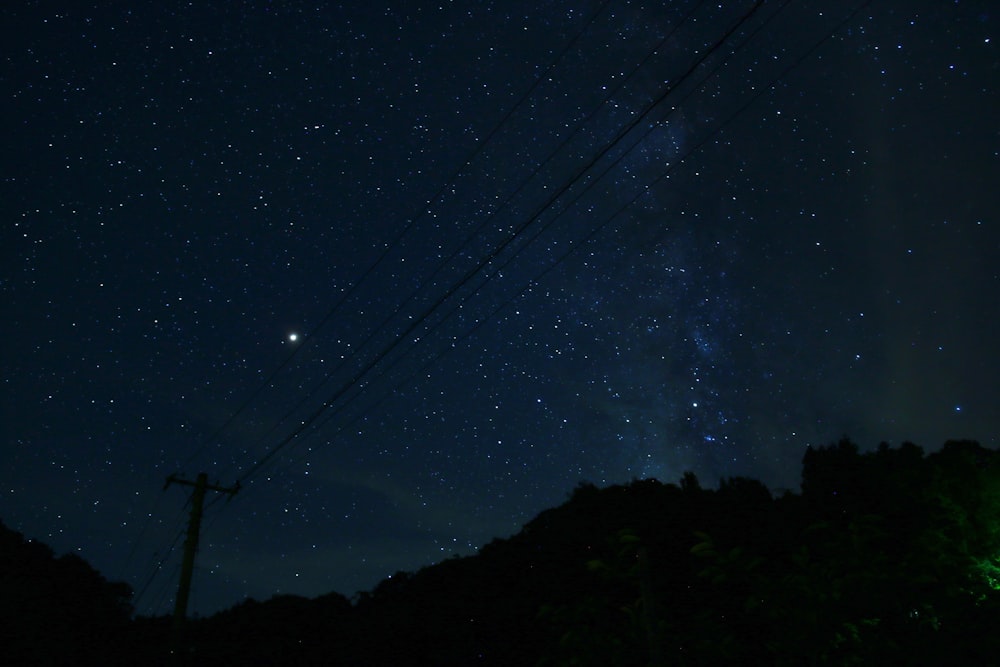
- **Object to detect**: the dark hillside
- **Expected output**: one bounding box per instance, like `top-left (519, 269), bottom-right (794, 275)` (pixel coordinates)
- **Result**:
top-left (5, 439), bottom-right (999, 666)
top-left (172, 439), bottom-right (1000, 666)
top-left (0, 520), bottom-right (132, 665)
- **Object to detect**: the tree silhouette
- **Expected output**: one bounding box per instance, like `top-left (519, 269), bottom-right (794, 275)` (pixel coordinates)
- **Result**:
top-left (0, 520), bottom-right (133, 665)
top-left (5, 439), bottom-right (999, 665)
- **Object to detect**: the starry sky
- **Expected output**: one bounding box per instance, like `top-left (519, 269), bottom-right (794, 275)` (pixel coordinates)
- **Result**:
top-left (2, 0), bottom-right (997, 616)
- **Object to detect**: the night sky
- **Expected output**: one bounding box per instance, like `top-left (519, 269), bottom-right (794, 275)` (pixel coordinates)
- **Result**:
top-left (2, 1), bottom-right (996, 616)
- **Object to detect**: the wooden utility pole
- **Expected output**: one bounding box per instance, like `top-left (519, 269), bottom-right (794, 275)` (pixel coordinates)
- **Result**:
top-left (164, 473), bottom-right (240, 631)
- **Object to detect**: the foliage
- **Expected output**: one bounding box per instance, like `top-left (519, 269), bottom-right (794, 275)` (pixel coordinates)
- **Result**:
top-left (5, 439), bottom-right (1000, 665)
top-left (0, 519), bottom-right (133, 665)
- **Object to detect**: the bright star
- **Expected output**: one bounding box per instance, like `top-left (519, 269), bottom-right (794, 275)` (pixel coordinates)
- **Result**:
top-left (288, 333), bottom-right (299, 342)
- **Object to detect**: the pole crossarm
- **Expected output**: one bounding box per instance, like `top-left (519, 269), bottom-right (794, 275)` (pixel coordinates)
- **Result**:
top-left (165, 473), bottom-right (241, 496)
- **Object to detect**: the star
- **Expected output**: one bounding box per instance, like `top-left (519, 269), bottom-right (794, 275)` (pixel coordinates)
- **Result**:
top-left (1, 0), bottom-right (994, 619)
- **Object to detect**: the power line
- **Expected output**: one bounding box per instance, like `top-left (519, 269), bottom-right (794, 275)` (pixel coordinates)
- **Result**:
top-left (270, 0), bottom-right (793, 468)
top-left (132, 519), bottom-right (187, 614)
top-left (232, 0), bottom-right (767, 489)
top-left (148, 562), bottom-right (183, 618)
top-left (122, 485), bottom-right (170, 582)
top-left (257, 0), bottom-right (874, 480)
top-left (233, 2), bottom-right (723, 484)
top-left (171, 0), bottom-right (615, 478)
top-left (220, 0), bottom-right (710, 486)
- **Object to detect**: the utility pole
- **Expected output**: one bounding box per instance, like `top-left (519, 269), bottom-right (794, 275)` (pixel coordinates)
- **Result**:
top-left (164, 473), bottom-right (240, 632)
